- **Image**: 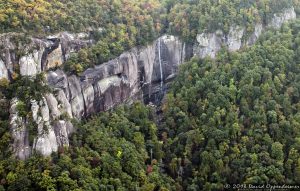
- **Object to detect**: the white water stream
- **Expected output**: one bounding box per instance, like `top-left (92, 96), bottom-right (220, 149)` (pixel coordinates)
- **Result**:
top-left (158, 38), bottom-right (163, 89)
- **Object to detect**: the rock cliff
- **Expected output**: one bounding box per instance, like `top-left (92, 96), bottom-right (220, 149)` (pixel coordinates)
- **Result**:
top-left (2, 7), bottom-right (296, 158)
top-left (47, 34), bottom-right (189, 116)
top-left (10, 96), bottom-right (75, 159)
top-left (0, 32), bottom-right (91, 79)
top-left (193, 7), bottom-right (297, 58)
top-left (8, 35), bottom-right (191, 158)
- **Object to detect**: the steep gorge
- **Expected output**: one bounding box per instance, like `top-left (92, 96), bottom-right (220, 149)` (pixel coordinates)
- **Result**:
top-left (0, 7), bottom-right (296, 159)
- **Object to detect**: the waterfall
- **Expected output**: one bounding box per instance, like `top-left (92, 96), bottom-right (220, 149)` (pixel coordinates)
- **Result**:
top-left (182, 42), bottom-right (186, 64)
top-left (158, 38), bottom-right (163, 89)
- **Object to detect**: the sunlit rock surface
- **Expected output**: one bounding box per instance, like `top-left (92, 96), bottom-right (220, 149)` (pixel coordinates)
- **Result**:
top-left (5, 7), bottom-right (297, 158)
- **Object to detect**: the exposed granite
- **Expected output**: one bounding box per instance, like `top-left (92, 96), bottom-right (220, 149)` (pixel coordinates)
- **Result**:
top-left (6, 7), bottom-right (297, 158)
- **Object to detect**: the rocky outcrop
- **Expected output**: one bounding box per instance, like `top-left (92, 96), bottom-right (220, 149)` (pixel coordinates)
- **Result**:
top-left (194, 7), bottom-right (296, 58)
top-left (9, 34), bottom-right (190, 158)
top-left (19, 50), bottom-right (41, 76)
top-left (6, 7), bottom-right (297, 158)
top-left (0, 32), bottom-right (91, 79)
top-left (227, 26), bottom-right (245, 52)
top-left (247, 23), bottom-right (263, 46)
top-left (10, 95), bottom-right (74, 159)
top-left (31, 98), bottom-right (58, 156)
top-left (9, 99), bottom-right (31, 160)
top-left (48, 35), bottom-right (189, 118)
top-left (270, 7), bottom-right (297, 29)
top-left (193, 31), bottom-right (223, 59)
top-left (45, 44), bottom-right (64, 70)
top-left (0, 58), bottom-right (8, 79)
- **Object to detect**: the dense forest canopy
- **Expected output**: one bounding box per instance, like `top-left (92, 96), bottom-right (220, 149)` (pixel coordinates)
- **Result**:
top-left (0, 103), bottom-right (177, 190)
top-left (167, 0), bottom-right (297, 41)
top-left (1, 19), bottom-right (300, 191)
top-left (161, 20), bottom-right (300, 189)
top-left (1, 0), bottom-right (300, 190)
top-left (1, 0), bottom-right (299, 74)
top-left (0, 0), bottom-right (298, 35)
top-left (0, 0), bottom-right (163, 35)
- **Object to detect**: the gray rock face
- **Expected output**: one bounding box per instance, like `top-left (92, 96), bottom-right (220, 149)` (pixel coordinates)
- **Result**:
top-left (9, 95), bottom-right (74, 158)
top-left (9, 99), bottom-right (31, 160)
top-left (47, 70), bottom-right (71, 100)
top-left (194, 7), bottom-right (296, 58)
top-left (45, 44), bottom-right (63, 70)
top-left (0, 34), bottom-right (17, 76)
top-left (194, 32), bottom-right (224, 59)
top-left (269, 7), bottom-right (297, 29)
top-left (31, 98), bottom-right (59, 156)
top-left (247, 23), bottom-right (263, 46)
top-left (0, 58), bottom-right (8, 79)
top-left (53, 120), bottom-right (72, 147)
top-left (56, 90), bottom-right (73, 118)
top-left (19, 50), bottom-right (41, 76)
top-left (227, 26), bottom-right (245, 52)
top-left (47, 34), bottom-right (189, 118)
top-left (6, 7), bottom-right (297, 158)
top-left (0, 32), bottom-right (91, 80)
top-left (9, 34), bottom-right (190, 158)
top-left (68, 75), bottom-right (85, 118)
top-left (45, 94), bottom-right (61, 120)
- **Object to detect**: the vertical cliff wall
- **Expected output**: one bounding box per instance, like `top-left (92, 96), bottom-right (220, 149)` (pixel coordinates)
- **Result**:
top-left (1, 7), bottom-right (296, 158)
top-left (193, 7), bottom-right (297, 59)
top-left (8, 35), bottom-right (191, 158)
top-left (0, 32), bottom-right (91, 80)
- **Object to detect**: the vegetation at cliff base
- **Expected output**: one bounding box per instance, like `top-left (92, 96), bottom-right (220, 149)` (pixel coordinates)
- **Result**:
top-left (167, 0), bottom-right (298, 41)
top-left (1, 18), bottom-right (300, 191)
top-left (0, 103), bottom-right (176, 190)
top-left (160, 20), bottom-right (300, 189)
top-left (2, 0), bottom-right (300, 191)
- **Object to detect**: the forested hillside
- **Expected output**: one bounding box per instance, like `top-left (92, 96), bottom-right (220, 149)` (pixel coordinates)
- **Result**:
top-left (2, 20), bottom-right (300, 189)
top-left (1, 0), bottom-right (299, 73)
top-left (1, 0), bottom-right (298, 36)
top-left (0, 103), bottom-right (177, 190)
top-left (161, 20), bottom-right (300, 189)
top-left (167, 0), bottom-right (298, 41)
top-left (1, 0), bottom-right (300, 191)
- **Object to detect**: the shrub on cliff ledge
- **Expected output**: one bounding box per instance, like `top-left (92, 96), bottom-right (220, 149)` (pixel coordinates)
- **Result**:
top-left (3, 73), bottom-right (50, 113)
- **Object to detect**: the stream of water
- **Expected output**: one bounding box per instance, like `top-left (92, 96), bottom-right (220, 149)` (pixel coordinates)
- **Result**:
top-left (158, 38), bottom-right (163, 89)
